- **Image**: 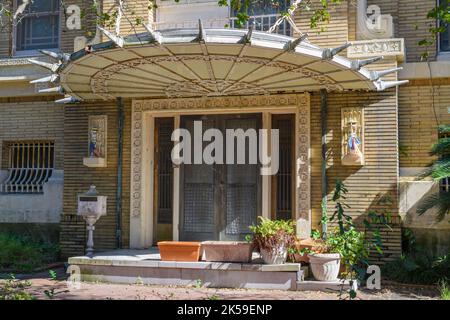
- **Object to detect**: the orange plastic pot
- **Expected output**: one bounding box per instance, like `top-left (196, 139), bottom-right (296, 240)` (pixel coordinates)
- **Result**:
top-left (292, 238), bottom-right (324, 263)
top-left (157, 241), bottom-right (202, 262)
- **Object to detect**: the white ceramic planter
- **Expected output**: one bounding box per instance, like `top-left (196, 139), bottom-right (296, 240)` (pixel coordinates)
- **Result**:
top-left (260, 246), bottom-right (288, 264)
top-left (308, 253), bottom-right (341, 281)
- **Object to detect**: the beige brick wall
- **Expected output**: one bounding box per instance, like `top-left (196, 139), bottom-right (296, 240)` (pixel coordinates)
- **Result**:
top-left (63, 99), bottom-right (131, 251)
top-left (60, 0), bottom-right (98, 53)
top-left (397, 0), bottom-right (437, 62)
top-left (293, 0), bottom-right (349, 48)
top-left (0, 0), bottom-right (12, 57)
top-left (310, 90), bottom-right (399, 229)
top-left (399, 82), bottom-right (450, 167)
top-left (310, 89), bottom-right (401, 261)
top-left (0, 97), bottom-right (64, 170)
top-left (102, 0), bottom-right (149, 37)
top-left (0, 0), bottom-right (150, 57)
top-left (294, 0), bottom-right (437, 62)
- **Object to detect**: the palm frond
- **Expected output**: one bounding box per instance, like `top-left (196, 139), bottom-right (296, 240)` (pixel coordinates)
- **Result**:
top-left (419, 159), bottom-right (450, 180)
top-left (430, 138), bottom-right (450, 157)
top-left (438, 124), bottom-right (450, 135)
top-left (417, 192), bottom-right (450, 222)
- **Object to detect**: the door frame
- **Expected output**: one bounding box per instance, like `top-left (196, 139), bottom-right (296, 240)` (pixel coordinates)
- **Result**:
top-left (130, 94), bottom-right (311, 248)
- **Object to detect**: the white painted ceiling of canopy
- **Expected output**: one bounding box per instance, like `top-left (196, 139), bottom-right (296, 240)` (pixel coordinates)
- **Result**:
top-left (56, 28), bottom-right (403, 101)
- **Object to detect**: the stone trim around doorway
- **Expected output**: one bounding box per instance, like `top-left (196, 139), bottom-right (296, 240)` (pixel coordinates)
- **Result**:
top-left (130, 94), bottom-right (310, 247)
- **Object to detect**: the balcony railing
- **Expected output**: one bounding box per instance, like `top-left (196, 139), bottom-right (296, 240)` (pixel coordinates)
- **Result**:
top-left (153, 14), bottom-right (291, 36)
top-left (229, 14), bottom-right (291, 36)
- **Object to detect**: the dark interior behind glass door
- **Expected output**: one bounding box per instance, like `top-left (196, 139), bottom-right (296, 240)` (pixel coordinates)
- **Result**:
top-left (180, 114), bottom-right (261, 241)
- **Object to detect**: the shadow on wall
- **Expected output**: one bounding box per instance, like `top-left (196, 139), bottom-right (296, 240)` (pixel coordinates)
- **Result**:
top-left (357, 189), bottom-right (402, 265)
top-left (400, 178), bottom-right (450, 257)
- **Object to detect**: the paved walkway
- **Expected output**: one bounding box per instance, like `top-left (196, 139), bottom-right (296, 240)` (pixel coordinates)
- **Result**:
top-left (6, 268), bottom-right (441, 300)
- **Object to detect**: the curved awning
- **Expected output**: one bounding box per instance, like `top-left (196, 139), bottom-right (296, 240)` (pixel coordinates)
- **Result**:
top-left (29, 26), bottom-right (408, 102)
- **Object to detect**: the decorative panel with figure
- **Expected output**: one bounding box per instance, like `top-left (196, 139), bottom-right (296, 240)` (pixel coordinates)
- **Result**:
top-left (341, 108), bottom-right (365, 166)
top-left (83, 115), bottom-right (107, 168)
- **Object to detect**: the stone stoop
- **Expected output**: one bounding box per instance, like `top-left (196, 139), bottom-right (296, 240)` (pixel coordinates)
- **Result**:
top-left (68, 250), bottom-right (357, 292)
top-left (69, 254), bottom-right (305, 291)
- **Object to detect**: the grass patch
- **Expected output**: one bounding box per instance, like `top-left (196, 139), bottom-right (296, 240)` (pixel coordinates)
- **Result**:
top-left (0, 233), bottom-right (59, 273)
top-left (439, 280), bottom-right (450, 300)
top-left (0, 275), bottom-right (34, 300)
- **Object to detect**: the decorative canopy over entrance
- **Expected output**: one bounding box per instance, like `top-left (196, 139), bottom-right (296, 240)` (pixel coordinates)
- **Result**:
top-left (29, 24), bottom-right (407, 103)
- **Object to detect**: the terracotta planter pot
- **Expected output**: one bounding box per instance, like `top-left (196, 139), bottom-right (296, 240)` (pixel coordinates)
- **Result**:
top-left (292, 238), bottom-right (315, 263)
top-left (202, 241), bottom-right (253, 263)
top-left (292, 238), bottom-right (326, 263)
top-left (308, 253), bottom-right (341, 281)
top-left (260, 245), bottom-right (288, 264)
top-left (157, 241), bottom-right (202, 262)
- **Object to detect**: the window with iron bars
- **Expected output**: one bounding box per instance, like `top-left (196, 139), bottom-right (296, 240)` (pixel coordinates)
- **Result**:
top-left (439, 130), bottom-right (450, 192)
top-left (229, 0), bottom-right (292, 36)
top-left (0, 141), bottom-right (55, 194)
top-left (14, 0), bottom-right (60, 53)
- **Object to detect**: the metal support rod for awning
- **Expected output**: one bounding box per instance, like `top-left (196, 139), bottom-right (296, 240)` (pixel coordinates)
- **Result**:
top-left (320, 89), bottom-right (328, 240)
top-left (116, 97), bottom-right (124, 248)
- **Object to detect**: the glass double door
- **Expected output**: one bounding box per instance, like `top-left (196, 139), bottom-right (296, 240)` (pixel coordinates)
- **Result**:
top-left (179, 114), bottom-right (261, 241)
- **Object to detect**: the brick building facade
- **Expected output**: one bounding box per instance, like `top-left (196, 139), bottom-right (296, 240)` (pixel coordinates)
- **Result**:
top-left (0, 0), bottom-right (448, 260)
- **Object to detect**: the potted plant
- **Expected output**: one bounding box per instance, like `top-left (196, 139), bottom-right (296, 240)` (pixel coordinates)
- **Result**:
top-left (201, 241), bottom-right (253, 263)
top-left (308, 180), bottom-right (371, 281)
top-left (326, 227), bottom-right (369, 277)
top-left (308, 242), bottom-right (341, 281)
top-left (157, 241), bottom-right (202, 262)
top-left (249, 217), bottom-right (296, 264)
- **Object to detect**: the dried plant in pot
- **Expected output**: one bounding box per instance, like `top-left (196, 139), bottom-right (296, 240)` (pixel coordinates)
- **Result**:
top-left (248, 217), bottom-right (296, 265)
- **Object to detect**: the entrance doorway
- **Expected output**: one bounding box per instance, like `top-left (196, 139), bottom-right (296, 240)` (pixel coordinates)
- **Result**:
top-left (179, 114), bottom-right (262, 241)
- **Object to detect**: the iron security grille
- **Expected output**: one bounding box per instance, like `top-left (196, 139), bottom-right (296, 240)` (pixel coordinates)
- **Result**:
top-left (275, 117), bottom-right (293, 220)
top-left (156, 119), bottom-right (174, 224)
top-left (0, 141), bottom-right (54, 194)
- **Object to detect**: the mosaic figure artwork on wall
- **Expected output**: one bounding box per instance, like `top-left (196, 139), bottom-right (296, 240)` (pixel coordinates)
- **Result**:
top-left (342, 107), bottom-right (365, 166)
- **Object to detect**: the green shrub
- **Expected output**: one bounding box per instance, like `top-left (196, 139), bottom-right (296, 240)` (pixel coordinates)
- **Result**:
top-left (0, 233), bottom-right (59, 272)
top-left (382, 252), bottom-right (450, 285)
top-left (326, 227), bottom-right (369, 269)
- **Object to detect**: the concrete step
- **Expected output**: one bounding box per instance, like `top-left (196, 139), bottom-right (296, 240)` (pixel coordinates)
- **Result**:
top-left (296, 279), bottom-right (358, 292)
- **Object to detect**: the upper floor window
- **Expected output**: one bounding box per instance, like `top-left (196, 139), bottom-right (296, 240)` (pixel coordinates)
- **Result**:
top-left (14, 0), bottom-right (60, 53)
top-left (438, 0), bottom-right (450, 52)
top-left (230, 0), bottom-right (291, 36)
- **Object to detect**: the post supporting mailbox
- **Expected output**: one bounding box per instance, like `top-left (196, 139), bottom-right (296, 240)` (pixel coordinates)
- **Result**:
top-left (77, 185), bottom-right (107, 256)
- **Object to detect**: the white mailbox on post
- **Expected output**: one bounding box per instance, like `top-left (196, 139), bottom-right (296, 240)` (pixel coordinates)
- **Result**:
top-left (77, 185), bottom-right (107, 256)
